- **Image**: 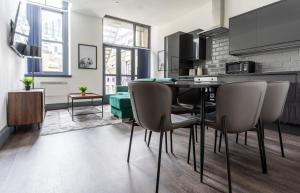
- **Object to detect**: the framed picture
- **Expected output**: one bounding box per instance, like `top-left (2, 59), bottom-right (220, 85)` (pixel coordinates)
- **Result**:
top-left (78, 44), bottom-right (97, 69)
top-left (157, 50), bottom-right (165, 71)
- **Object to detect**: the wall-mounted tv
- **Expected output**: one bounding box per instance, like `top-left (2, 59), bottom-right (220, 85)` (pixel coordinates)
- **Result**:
top-left (8, 1), bottom-right (30, 57)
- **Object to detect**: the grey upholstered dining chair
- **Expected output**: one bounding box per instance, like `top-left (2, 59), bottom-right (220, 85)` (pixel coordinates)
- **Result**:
top-left (201, 81), bottom-right (268, 193)
top-left (236, 81), bottom-right (290, 157)
top-left (127, 82), bottom-right (198, 193)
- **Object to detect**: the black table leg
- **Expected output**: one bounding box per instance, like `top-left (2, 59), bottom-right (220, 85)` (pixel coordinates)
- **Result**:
top-left (67, 96), bottom-right (69, 112)
top-left (200, 88), bottom-right (206, 182)
top-left (72, 99), bottom-right (74, 121)
top-left (102, 98), bottom-right (104, 117)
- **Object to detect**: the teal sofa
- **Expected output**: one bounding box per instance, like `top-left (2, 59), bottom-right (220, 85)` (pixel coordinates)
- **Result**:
top-left (109, 78), bottom-right (177, 119)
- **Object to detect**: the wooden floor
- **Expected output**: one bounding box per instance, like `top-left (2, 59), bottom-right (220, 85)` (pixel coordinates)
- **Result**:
top-left (0, 123), bottom-right (300, 193)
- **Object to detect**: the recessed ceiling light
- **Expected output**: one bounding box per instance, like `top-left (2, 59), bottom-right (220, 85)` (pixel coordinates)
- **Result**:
top-left (115, 1), bottom-right (120, 4)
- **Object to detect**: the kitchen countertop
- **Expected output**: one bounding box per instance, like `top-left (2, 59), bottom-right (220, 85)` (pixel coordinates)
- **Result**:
top-left (179, 71), bottom-right (300, 79)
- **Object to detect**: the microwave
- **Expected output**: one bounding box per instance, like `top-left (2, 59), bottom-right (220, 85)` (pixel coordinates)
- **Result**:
top-left (226, 61), bottom-right (256, 74)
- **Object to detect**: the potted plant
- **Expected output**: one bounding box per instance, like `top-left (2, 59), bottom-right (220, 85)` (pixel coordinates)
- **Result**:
top-left (20, 77), bottom-right (33, 91)
top-left (79, 86), bottom-right (88, 96)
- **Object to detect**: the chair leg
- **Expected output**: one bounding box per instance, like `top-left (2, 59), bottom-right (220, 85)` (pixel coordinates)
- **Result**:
top-left (187, 128), bottom-right (192, 164)
top-left (218, 131), bottom-right (222, 152)
top-left (170, 130), bottom-right (174, 154)
top-left (144, 129), bottom-right (148, 142)
top-left (148, 131), bottom-right (152, 147)
top-left (155, 129), bottom-right (164, 193)
top-left (165, 131), bottom-right (168, 153)
top-left (236, 133), bottom-right (239, 144)
top-left (214, 129), bottom-right (217, 153)
top-left (222, 117), bottom-right (232, 193)
top-left (191, 126), bottom-right (197, 171)
top-left (127, 121), bottom-right (135, 162)
top-left (259, 120), bottom-right (268, 174)
top-left (277, 120), bottom-right (285, 157)
top-left (224, 130), bottom-right (232, 193)
top-left (195, 125), bottom-right (198, 142)
top-left (244, 131), bottom-right (248, 145)
top-left (256, 127), bottom-right (265, 173)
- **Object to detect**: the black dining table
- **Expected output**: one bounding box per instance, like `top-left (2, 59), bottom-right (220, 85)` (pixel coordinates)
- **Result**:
top-left (166, 81), bottom-right (223, 182)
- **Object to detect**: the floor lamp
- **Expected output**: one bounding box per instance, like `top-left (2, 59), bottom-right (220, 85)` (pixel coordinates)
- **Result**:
top-left (28, 45), bottom-right (41, 89)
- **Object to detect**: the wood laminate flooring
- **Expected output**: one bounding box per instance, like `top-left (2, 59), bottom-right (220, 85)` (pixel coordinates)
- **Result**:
top-left (0, 123), bottom-right (299, 193)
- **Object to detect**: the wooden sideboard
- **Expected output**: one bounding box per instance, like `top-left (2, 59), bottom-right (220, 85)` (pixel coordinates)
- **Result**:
top-left (7, 89), bottom-right (45, 129)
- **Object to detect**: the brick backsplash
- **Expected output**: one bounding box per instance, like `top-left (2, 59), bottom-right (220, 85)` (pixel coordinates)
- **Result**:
top-left (202, 32), bottom-right (300, 75)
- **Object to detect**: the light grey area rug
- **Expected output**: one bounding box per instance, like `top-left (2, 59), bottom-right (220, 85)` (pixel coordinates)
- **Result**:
top-left (41, 106), bottom-right (122, 136)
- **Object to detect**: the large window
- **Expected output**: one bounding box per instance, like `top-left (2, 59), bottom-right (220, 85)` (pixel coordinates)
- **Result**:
top-left (26, 1), bottom-right (69, 76)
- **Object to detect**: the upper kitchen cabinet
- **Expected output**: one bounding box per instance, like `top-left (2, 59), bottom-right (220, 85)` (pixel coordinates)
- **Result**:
top-left (229, 0), bottom-right (300, 55)
top-left (229, 11), bottom-right (257, 54)
top-left (257, 0), bottom-right (300, 48)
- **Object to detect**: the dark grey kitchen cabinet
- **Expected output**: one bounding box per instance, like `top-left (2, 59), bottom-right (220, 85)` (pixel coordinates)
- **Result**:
top-left (229, 0), bottom-right (300, 55)
top-left (229, 11), bottom-right (257, 53)
top-left (257, 0), bottom-right (300, 48)
top-left (164, 32), bottom-right (194, 78)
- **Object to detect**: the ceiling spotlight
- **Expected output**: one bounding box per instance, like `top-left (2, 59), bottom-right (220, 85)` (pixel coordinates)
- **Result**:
top-left (115, 1), bottom-right (120, 4)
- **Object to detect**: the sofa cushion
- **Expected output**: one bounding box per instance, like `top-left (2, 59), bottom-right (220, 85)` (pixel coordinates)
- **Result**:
top-left (111, 106), bottom-right (133, 119)
top-left (116, 86), bottom-right (128, 92)
top-left (156, 78), bottom-right (177, 83)
top-left (109, 94), bottom-right (131, 109)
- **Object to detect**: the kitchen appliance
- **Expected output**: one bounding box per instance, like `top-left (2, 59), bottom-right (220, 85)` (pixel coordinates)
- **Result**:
top-left (226, 61), bottom-right (256, 74)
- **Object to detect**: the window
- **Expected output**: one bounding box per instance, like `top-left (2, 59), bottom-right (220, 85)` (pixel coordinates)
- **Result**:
top-left (26, 1), bottom-right (69, 76)
top-left (135, 25), bottom-right (149, 48)
top-left (103, 16), bottom-right (150, 49)
top-left (41, 10), bottom-right (64, 72)
top-left (103, 17), bottom-right (134, 47)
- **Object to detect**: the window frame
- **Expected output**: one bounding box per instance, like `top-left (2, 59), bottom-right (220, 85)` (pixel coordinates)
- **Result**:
top-left (26, 1), bottom-right (69, 77)
top-left (103, 15), bottom-right (151, 49)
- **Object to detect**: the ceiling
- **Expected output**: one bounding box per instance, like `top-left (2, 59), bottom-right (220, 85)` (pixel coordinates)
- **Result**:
top-left (70, 0), bottom-right (210, 26)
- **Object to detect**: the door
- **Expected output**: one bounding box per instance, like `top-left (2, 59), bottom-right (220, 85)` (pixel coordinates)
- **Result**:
top-left (103, 46), bottom-right (135, 103)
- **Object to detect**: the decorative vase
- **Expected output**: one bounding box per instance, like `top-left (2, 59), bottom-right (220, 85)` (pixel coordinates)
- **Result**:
top-left (25, 85), bottom-right (31, 91)
top-left (81, 92), bottom-right (86, 96)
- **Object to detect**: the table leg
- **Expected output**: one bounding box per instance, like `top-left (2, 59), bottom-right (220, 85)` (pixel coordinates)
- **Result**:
top-left (102, 98), bottom-right (104, 118)
top-left (200, 88), bottom-right (206, 182)
top-left (67, 96), bottom-right (69, 112)
top-left (72, 99), bottom-right (74, 121)
top-left (91, 99), bottom-right (94, 106)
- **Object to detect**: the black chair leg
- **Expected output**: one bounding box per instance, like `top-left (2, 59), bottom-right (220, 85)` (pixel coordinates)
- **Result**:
top-left (195, 125), bottom-right (198, 142)
top-left (155, 129), bottom-right (164, 193)
top-left (244, 131), bottom-right (248, 145)
top-left (191, 126), bottom-right (197, 171)
top-left (223, 117), bottom-right (232, 193)
top-left (165, 131), bottom-right (168, 153)
top-left (218, 131), bottom-right (222, 152)
top-left (224, 130), bottom-right (232, 193)
top-left (214, 129), bottom-right (217, 153)
top-left (259, 120), bottom-right (268, 174)
top-left (170, 130), bottom-right (174, 154)
top-left (236, 133), bottom-right (239, 144)
top-left (148, 131), bottom-right (152, 147)
top-left (256, 127), bottom-right (265, 173)
top-left (127, 121), bottom-right (135, 162)
top-left (144, 129), bottom-right (148, 142)
top-left (187, 128), bottom-right (192, 164)
top-left (277, 120), bottom-right (285, 157)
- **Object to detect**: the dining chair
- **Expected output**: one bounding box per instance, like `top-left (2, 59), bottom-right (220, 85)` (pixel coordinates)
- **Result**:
top-left (127, 82), bottom-right (198, 193)
top-left (236, 81), bottom-right (290, 157)
top-left (200, 81), bottom-right (268, 193)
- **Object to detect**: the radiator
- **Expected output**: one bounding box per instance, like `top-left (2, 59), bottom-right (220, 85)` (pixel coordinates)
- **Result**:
top-left (40, 81), bottom-right (69, 97)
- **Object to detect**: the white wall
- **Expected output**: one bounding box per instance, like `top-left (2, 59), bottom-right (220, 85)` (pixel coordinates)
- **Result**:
top-left (151, 0), bottom-right (281, 78)
top-left (0, 0), bottom-right (26, 130)
top-left (151, 0), bottom-right (213, 78)
top-left (35, 12), bottom-right (103, 104)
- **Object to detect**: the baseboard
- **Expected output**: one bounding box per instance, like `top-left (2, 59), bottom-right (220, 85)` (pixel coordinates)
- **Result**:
top-left (0, 126), bottom-right (13, 149)
top-left (45, 101), bottom-right (105, 111)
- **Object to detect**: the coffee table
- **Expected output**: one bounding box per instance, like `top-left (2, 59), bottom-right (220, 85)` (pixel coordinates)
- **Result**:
top-left (67, 93), bottom-right (103, 121)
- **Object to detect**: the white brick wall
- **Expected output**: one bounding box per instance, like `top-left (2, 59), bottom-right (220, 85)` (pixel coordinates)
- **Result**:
top-left (203, 33), bottom-right (300, 75)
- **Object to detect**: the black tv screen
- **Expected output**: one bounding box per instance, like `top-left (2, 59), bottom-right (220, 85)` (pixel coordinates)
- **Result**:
top-left (8, 1), bottom-right (30, 57)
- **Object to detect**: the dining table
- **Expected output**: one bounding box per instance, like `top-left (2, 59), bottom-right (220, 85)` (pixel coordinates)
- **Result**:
top-left (166, 80), bottom-right (223, 182)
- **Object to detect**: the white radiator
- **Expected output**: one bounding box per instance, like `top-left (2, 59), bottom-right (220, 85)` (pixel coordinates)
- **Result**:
top-left (40, 81), bottom-right (69, 97)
